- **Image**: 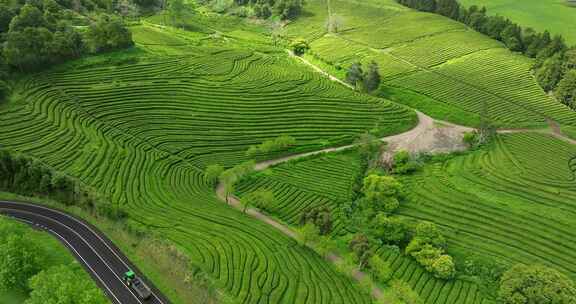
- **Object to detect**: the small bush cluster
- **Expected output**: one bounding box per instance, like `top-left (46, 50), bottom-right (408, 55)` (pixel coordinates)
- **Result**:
top-left (246, 135), bottom-right (296, 156)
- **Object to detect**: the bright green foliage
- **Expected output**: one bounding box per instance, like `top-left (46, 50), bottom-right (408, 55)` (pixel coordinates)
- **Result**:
top-left (555, 70), bottom-right (576, 110)
top-left (369, 255), bottom-right (392, 283)
top-left (405, 222), bottom-right (454, 279)
top-left (387, 280), bottom-right (423, 304)
top-left (362, 174), bottom-right (403, 213)
top-left (291, 38), bottom-right (309, 55)
top-left (393, 150), bottom-right (420, 174)
top-left (237, 151), bottom-right (365, 232)
top-left (0, 217), bottom-right (106, 302)
top-left (499, 264), bottom-right (576, 304)
top-left (371, 213), bottom-right (409, 245)
top-left (378, 246), bottom-right (487, 303)
top-left (431, 255), bottom-right (456, 280)
top-left (298, 222), bottom-right (319, 246)
top-left (203, 164), bottom-right (224, 185)
top-left (86, 14), bottom-right (133, 53)
top-left (240, 189), bottom-right (275, 212)
top-left (0, 235), bottom-right (44, 292)
top-left (246, 135), bottom-right (296, 157)
top-left (167, 0), bottom-right (196, 26)
top-left (26, 264), bottom-right (108, 304)
top-left (289, 0), bottom-right (576, 128)
top-left (0, 34), bottom-right (412, 302)
top-left (398, 133), bottom-right (576, 291)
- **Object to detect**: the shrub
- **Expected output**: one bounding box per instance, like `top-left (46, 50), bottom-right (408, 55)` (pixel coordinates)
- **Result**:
top-left (499, 264), bottom-right (576, 304)
top-left (291, 38), bottom-right (309, 56)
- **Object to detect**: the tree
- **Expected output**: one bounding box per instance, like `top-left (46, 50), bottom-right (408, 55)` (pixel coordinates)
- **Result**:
top-left (298, 222), bottom-right (319, 246)
top-left (349, 233), bottom-right (372, 268)
top-left (362, 174), bottom-right (403, 213)
top-left (0, 4), bottom-right (16, 33)
top-left (355, 132), bottom-right (383, 168)
top-left (535, 54), bottom-right (564, 92)
top-left (431, 255), bottom-right (455, 279)
top-left (3, 27), bottom-right (54, 71)
top-left (203, 164), bottom-right (224, 186)
top-left (314, 235), bottom-right (336, 258)
top-left (241, 189), bottom-right (275, 213)
top-left (369, 255), bottom-right (392, 283)
top-left (85, 14), bottom-right (133, 53)
top-left (275, 0), bottom-right (304, 20)
top-left (555, 70), bottom-right (576, 109)
top-left (346, 62), bottom-right (364, 90)
top-left (371, 213), bottom-right (409, 245)
top-left (499, 264), bottom-right (576, 304)
top-left (291, 38), bottom-right (309, 56)
top-left (219, 169), bottom-right (237, 204)
top-left (387, 280), bottom-right (423, 304)
top-left (8, 4), bottom-right (46, 31)
top-left (0, 234), bottom-right (45, 292)
top-left (167, 0), bottom-right (195, 26)
top-left (300, 206), bottom-right (333, 235)
top-left (363, 61), bottom-right (381, 93)
top-left (26, 264), bottom-right (108, 304)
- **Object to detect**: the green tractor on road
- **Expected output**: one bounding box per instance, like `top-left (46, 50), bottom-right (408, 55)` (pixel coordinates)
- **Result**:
top-left (123, 270), bottom-right (152, 300)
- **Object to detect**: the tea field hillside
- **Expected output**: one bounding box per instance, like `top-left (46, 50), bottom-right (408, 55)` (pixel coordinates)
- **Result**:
top-left (398, 133), bottom-right (576, 277)
top-left (235, 151), bottom-right (492, 304)
top-left (459, 0), bottom-right (576, 44)
top-left (0, 24), bottom-right (416, 304)
top-left (286, 0), bottom-right (576, 128)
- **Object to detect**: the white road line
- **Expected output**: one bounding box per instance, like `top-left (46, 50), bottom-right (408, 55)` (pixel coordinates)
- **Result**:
top-left (1, 208), bottom-right (145, 304)
top-left (10, 217), bottom-right (122, 304)
top-left (1, 201), bottom-right (165, 303)
top-left (2, 201), bottom-right (164, 304)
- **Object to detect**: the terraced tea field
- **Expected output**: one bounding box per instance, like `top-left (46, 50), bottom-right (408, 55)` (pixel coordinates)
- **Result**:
top-left (398, 133), bottom-right (576, 279)
top-left (236, 151), bottom-right (362, 234)
top-left (288, 0), bottom-right (576, 128)
top-left (235, 150), bottom-right (493, 304)
top-left (0, 28), bottom-right (417, 303)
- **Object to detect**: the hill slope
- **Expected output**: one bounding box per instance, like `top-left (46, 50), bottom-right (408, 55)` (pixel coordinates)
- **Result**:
top-left (286, 0), bottom-right (576, 128)
top-left (0, 26), bottom-right (416, 303)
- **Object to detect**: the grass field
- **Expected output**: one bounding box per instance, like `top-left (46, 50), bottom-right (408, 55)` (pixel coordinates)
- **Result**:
top-left (0, 24), bottom-right (417, 303)
top-left (398, 133), bottom-right (576, 281)
top-left (459, 0), bottom-right (576, 45)
top-left (287, 0), bottom-right (576, 128)
top-left (235, 150), bottom-right (494, 304)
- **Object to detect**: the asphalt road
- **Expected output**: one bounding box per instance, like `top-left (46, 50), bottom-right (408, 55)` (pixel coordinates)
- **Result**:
top-left (0, 201), bottom-right (170, 304)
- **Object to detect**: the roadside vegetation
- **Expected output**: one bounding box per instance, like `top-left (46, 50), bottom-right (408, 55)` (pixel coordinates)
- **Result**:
top-left (0, 215), bottom-right (108, 304)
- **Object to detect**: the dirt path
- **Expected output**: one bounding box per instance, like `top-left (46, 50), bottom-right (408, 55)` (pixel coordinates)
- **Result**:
top-left (213, 49), bottom-right (576, 302)
top-left (215, 180), bottom-right (385, 299)
top-left (216, 110), bottom-right (469, 301)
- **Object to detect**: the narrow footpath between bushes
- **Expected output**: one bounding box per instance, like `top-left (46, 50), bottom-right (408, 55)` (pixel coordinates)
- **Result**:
top-left (214, 51), bottom-right (576, 302)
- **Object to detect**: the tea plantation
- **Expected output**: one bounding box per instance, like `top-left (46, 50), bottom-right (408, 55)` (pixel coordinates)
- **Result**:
top-left (0, 26), bottom-right (417, 303)
top-left (398, 133), bottom-right (576, 276)
top-left (289, 0), bottom-right (576, 128)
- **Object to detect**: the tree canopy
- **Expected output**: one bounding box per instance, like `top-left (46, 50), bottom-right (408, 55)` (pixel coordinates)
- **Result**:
top-left (499, 264), bottom-right (576, 304)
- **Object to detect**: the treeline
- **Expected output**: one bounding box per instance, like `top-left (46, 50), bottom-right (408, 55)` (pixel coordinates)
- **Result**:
top-left (204, 0), bottom-right (304, 20)
top-left (0, 149), bottom-right (126, 219)
top-left (0, 0), bottom-right (134, 76)
top-left (397, 0), bottom-right (576, 110)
